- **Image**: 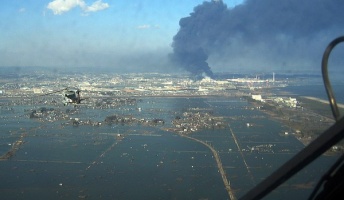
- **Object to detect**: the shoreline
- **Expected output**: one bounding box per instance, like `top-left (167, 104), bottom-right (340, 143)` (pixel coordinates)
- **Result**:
top-left (302, 96), bottom-right (344, 109)
top-left (251, 97), bottom-right (340, 151)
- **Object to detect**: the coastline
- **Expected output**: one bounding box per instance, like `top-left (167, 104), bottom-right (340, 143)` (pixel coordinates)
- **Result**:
top-left (250, 97), bottom-right (336, 148)
top-left (302, 96), bottom-right (344, 109)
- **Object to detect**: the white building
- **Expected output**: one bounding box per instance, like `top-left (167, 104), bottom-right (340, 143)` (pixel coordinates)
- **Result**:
top-left (252, 94), bottom-right (263, 101)
top-left (33, 88), bottom-right (43, 94)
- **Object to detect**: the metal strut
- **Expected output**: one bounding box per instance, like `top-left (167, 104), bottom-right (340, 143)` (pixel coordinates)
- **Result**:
top-left (240, 36), bottom-right (344, 200)
top-left (322, 36), bottom-right (344, 121)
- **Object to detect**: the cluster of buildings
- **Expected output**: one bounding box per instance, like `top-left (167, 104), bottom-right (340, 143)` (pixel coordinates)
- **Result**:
top-left (0, 72), bottom-right (240, 98)
top-left (252, 94), bottom-right (299, 108)
top-left (172, 111), bottom-right (226, 134)
top-left (0, 70), bottom-right (295, 108)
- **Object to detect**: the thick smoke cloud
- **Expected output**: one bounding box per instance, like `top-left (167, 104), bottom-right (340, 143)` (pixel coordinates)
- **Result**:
top-left (170, 0), bottom-right (344, 75)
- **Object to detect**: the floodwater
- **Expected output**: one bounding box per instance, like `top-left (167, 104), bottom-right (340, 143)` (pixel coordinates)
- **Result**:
top-left (0, 97), bottom-right (339, 199)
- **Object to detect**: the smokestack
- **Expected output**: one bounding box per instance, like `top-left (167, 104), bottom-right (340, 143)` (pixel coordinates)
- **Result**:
top-left (273, 72), bottom-right (275, 82)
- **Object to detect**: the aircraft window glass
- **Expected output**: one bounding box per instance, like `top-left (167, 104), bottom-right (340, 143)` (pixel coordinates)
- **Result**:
top-left (0, 0), bottom-right (343, 199)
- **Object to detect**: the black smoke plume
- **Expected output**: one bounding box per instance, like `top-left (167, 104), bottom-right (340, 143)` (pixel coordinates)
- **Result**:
top-left (170, 1), bottom-right (226, 78)
top-left (170, 0), bottom-right (344, 74)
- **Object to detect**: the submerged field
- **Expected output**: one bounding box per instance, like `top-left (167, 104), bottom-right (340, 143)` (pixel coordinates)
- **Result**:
top-left (0, 97), bottom-right (339, 199)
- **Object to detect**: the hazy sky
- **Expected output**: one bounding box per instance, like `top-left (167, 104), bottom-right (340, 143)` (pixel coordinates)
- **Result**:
top-left (0, 0), bottom-right (343, 74)
top-left (0, 0), bottom-right (242, 71)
